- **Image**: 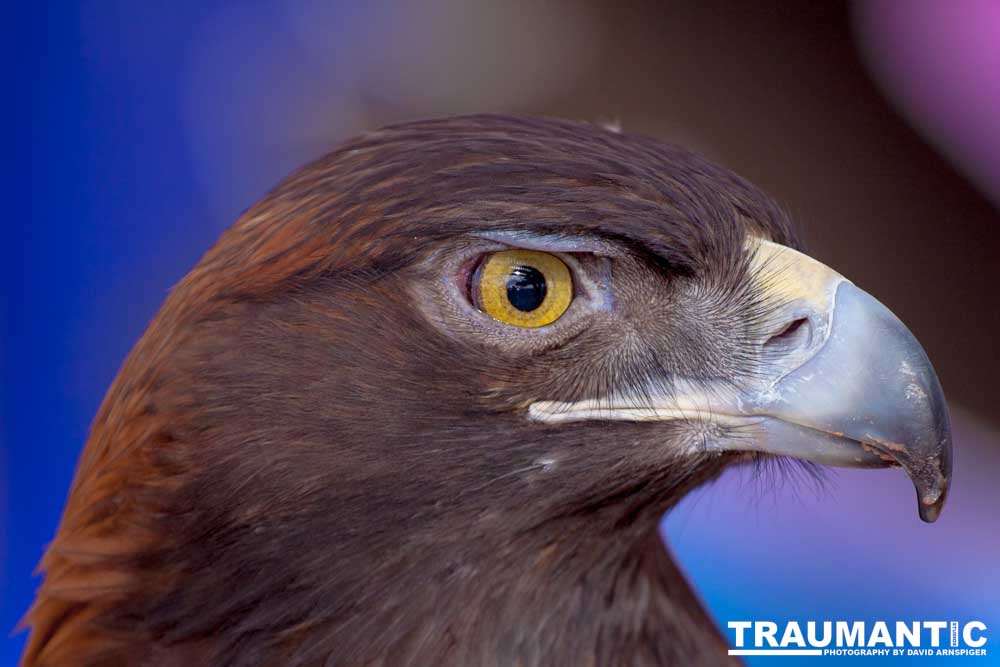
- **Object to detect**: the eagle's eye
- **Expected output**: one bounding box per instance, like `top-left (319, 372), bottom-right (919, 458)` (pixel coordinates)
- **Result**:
top-left (472, 249), bottom-right (573, 328)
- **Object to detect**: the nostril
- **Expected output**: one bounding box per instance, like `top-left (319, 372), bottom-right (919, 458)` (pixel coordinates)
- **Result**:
top-left (763, 317), bottom-right (812, 355)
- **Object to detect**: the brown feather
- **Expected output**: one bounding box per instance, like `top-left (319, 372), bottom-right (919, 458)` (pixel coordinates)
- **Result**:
top-left (22, 114), bottom-right (797, 666)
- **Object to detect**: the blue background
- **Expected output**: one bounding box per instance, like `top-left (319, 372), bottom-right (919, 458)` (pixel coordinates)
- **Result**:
top-left (6, 3), bottom-right (228, 659)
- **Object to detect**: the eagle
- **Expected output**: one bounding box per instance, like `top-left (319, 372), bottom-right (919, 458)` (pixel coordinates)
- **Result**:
top-left (21, 114), bottom-right (951, 666)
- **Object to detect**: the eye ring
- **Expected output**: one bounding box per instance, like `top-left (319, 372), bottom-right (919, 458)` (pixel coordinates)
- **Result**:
top-left (472, 250), bottom-right (573, 328)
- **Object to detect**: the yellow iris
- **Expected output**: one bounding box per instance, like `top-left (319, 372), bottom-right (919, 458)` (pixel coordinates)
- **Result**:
top-left (475, 249), bottom-right (573, 328)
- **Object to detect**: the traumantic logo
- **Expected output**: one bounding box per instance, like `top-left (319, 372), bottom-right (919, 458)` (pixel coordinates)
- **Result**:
top-left (727, 621), bottom-right (988, 658)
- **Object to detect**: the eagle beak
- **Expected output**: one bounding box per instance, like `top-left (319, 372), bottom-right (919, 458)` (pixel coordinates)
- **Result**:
top-left (736, 240), bottom-right (952, 522)
top-left (529, 240), bottom-right (952, 522)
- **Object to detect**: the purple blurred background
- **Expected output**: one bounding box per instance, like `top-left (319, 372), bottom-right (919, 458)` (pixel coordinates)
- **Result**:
top-left (5, 2), bottom-right (999, 664)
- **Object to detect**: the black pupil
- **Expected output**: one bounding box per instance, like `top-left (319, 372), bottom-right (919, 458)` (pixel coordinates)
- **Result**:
top-left (506, 265), bottom-right (547, 312)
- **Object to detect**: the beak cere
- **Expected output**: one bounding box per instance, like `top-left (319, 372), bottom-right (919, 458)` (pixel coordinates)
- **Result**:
top-left (529, 239), bottom-right (953, 523)
top-left (740, 243), bottom-right (952, 522)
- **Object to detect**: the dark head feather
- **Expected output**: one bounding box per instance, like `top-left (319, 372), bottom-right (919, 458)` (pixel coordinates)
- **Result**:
top-left (22, 115), bottom-right (799, 666)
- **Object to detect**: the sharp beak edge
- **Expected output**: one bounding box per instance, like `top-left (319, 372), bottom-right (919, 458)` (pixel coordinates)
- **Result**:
top-left (749, 278), bottom-right (952, 522)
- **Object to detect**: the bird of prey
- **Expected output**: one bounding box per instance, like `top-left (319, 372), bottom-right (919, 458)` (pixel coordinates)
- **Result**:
top-left (21, 115), bottom-right (951, 666)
